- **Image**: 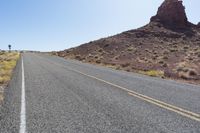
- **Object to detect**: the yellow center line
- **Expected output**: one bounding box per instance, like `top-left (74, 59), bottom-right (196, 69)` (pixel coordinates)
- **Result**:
top-left (128, 93), bottom-right (200, 122)
top-left (37, 54), bottom-right (200, 122)
top-left (68, 67), bottom-right (200, 122)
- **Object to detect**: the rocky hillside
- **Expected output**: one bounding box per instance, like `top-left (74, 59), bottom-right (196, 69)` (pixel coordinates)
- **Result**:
top-left (55, 0), bottom-right (200, 84)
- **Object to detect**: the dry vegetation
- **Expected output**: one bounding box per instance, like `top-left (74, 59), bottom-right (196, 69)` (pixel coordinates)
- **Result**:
top-left (139, 70), bottom-right (165, 78)
top-left (0, 51), bottom-right (20, 103)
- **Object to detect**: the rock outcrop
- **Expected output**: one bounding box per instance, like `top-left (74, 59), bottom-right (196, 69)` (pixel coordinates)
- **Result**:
top-left (151, 0), bottom-right (188, 28)
top-left (198, 22), bottom-right (200, 27)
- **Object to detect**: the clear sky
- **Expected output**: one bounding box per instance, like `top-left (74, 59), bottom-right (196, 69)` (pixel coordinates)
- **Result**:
top-left (0, 0), bottom-right (199, 51)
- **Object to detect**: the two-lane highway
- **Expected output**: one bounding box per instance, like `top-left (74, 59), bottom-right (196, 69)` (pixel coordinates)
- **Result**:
top-left (0, 53), bottom-right (200, 133)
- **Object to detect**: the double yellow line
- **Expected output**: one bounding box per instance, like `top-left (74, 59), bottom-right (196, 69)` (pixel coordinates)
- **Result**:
top-left (68, 67), bottom-right (200, 122)
top-left (38, 54), bottom-right (200, 122)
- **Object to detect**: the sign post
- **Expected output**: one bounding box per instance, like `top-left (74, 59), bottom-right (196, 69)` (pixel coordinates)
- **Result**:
top-left (8, 44), bottom-right (11, 52)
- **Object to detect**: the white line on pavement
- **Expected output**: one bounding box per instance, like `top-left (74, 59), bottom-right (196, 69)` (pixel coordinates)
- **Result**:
top-left (19, 57), bottom-right (26, 133)
top-left (0, 86), bottom-right (4, 92)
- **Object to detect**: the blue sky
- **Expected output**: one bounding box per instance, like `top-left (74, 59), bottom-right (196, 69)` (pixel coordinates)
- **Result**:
top-left (0, 0), bottom-right (199, 51)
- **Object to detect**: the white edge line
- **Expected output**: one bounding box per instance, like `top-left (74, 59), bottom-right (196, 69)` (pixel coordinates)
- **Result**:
top-left (19, 56), bottom-right (26, 133)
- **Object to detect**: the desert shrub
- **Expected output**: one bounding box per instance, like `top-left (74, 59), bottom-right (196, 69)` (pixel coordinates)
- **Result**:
top-left (140, 70), bottom-right (164, 77)
top-left (163, 50), bottom-right (169, 55)
top-left (158, 60), bottom-right (164, 64)
top-left (187, 57), bottom-right (193, 61)
top-left (162, 63), bottom-right (168, 67)
top-left (162, 56), bottom-right (168, 60)
top-left (98, 49), bottom-right (103, 53)
top-left (153, 51), bottom-right (158, 55)
top-left (95, 60), bottom-right (101, 64)
top-left (169, 48), bottom-right (177, 52)
top-left (121, 63), bottom-right (130, 68)
top-left (103, 44), bottom-right (109, 48)
top-left (183, 46), bottom-right (189, 50)
top-left (127, 47), bottom-right (134, 51)
top-left (94, 55), bottom-right (99, 59)
top-left (114, 56), bottom-right (119, 60)
top-left (152, 56), bottom-right (157, 60)
top-left (75, 55), bottom-right (83, 60)
top-left (188, 69), bottom-right (197, 76)
top-left (116, 66), bottom-right (121, 70)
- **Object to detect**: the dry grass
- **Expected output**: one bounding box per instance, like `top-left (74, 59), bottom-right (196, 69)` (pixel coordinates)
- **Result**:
top-left (0, 52), bottom-right (19, 103)
top-left (0, 52), bottom-right (20, 84)
top-left (139, 70), bottom-right (164, 77)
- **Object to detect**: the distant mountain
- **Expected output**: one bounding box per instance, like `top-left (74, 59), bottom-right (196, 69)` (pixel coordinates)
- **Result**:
top-left (55, 0), bottom-right (200, 84)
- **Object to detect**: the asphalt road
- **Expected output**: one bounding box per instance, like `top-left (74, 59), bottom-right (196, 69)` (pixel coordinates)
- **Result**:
top-left (0, 53), bottom-right (200, 133)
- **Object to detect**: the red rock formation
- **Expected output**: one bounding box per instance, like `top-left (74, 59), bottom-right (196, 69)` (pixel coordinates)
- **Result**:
top-left (151, 0), bottom-right (189, 28)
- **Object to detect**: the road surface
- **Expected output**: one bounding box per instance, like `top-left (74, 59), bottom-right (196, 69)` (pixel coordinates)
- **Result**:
top-left (0, 53), bottom-right (200, 133)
